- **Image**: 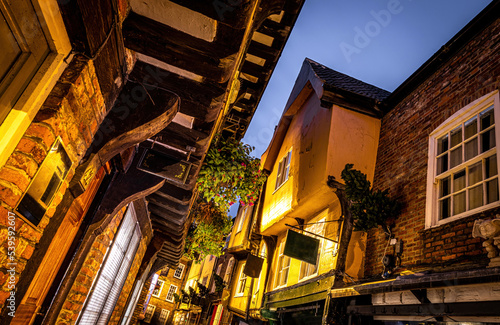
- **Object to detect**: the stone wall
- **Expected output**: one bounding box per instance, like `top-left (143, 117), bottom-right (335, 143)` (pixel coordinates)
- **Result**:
top-left (0, 56), bottom-right (105, 310)
top-left (366, 18), bottom-right (500, 276)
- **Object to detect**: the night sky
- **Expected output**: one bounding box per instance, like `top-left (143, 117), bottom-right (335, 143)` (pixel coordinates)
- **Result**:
top-left (242, 0), bottom-right (492, 158)
top-left (229, 0), bottom-right (492, 218)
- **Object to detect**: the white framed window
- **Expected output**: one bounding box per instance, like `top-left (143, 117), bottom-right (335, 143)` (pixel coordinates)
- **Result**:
top-left (274, 240), bottom-right (290, 288)
top-left (165, 284), bottom-right (178, 302)
top-left (152, 279), bottom-right (164, 297)
top-left (224, 257), bottom-right (235, 283)
top-left (275, 149), bottom-right (292, 191)
top-left (253, 244), bottom-right (266, 296)
top-left (144, 304), bottom-right (156, 323)
top-left (235, 263), bottom-right (247, 296)
top-left (158, 309), bottom-right (170, 325)
top-left (211, 263), bottom-right (223, 293)
top-left (173, 263), bottom-right (185, 279)
top-left (236, 206), bottom-right (248, 233)
top-left (426, 91), bottom-right (500, 228)
top-left (298, 219), bottom-right (324, 281)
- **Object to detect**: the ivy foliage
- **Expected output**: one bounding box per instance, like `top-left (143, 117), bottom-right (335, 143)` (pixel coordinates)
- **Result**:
top-left (197, 138), bottom-right (266, 212)
top-left (341, 164), bottom-right (401, 233)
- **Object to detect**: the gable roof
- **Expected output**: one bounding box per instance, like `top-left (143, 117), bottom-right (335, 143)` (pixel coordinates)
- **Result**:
top-left (306, 58), bottom-right (391, 102)
top-left (262, 58), bottom-right (390, 172)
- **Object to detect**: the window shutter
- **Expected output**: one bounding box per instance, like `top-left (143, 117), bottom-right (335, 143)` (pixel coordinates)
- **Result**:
top-left (78, 205), bottom-right (141, 324)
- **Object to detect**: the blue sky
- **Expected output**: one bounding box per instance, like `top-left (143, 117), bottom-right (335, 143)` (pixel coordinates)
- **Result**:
top-left (242, 0), bottom-right (493, 159)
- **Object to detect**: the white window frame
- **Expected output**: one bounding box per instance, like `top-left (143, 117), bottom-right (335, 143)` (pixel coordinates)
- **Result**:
top-left (165, 284), bottom-right (178, 303)
top-left (274, 240), bottom-right (290, 289)
top-left (298, 218), bottom-right (324, 282)
top-left (224, 257), bottom-right (235, 283)
top-left (274, 149), bottom-right (292, 191)
top-left (144, 304), bottom-right (156, 323)
top-left (253, 243), bottom-right (266, 296)
top-left (158, 308), bottom-right (170, 325)
top-left (236, 206), bottom-right (248, 233)
top-left (152, 279), bottom-right (164, 298)
top-left (426, 91), bottom-right (500, 228)
top-left (235, 262), bottom-right (247, 297)
top-left (0, 0), bottom-right (72, 168)
top-left (173, 263), bottom-right (185, 279)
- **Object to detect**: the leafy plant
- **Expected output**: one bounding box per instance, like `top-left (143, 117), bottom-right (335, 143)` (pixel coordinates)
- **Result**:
top-left (213, 274), bottom-right (226, 293)
top-left (184, 200), bottom-right (232, 260)
top-left (341, 164), bottom-right (401, 233)
top-left (197, 137), bottom-right (266, 212)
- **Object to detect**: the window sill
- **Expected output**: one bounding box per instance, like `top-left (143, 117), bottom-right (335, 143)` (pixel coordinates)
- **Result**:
top-left (427, 201), bottom-right (500, 229)
top-left (273, 177), bottom-right (290, 195)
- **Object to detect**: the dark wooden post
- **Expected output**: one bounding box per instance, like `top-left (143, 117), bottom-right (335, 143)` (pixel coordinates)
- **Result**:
top-left (327, 176), bottom-right (353, 286)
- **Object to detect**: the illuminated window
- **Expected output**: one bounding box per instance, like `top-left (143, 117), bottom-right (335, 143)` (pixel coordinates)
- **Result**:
top-left (275, 241), bottom-right (290, 288)
top-left (275, 149), bottom-right (292, 190)
top-left (152, 279), bottom-right (164, 297)
top-left (235, 263), bottom-right (247, 296)
top-left (78, 205), bottom-right (141, 324)
top-left (158, 309), bottom-right (170, 325)
top-left (236, 206), bottom-right (248, 233)
top-left (144, 304), bottom-right (156, 323)
top-left (224, 257), bottom-right (235, 283)
top-left (0, 0), bottom-right (71, 168)
top-left (299, 219), bottom-right (324, 281)
top-left (426, 92), bottom-right (500, 228)
top-left (254, 243), bottom-right (266, 295)
top-left (173, 264), bottom-right (185, 279)
top-left (165, 285), bottom-right (178, 302)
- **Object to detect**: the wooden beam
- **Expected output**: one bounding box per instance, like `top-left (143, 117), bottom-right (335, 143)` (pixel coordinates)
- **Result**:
top-left (129, 61), bottom-right (227, 109)
top-left (167, 0), bottom-right (254, 28)
top-left (123, 12), bottom-right (242, 83)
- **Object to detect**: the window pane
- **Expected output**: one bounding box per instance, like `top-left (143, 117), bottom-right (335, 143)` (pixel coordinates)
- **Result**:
top-left (439, 176), bottom-right (450, 198)
top-left (464, 117), bottom-right (478, 140)
top-left (453, 170), bottom-right (466, 192)
top-left (0, 11), bottom-right (21, 82)
top-left (439, 198), bottom-right (450, 219)
top-left (453, 192), bottom-right (466, 215)
top-left (437, 135), bottom-right (448, 154)
top-left (481, 128), bottom-right (496, 152)
top-left (480, 106), bottom-right (494, 130)
top-left (486, 155), bottom-right (498, 178)
top-left (464, 138), bottom-right (478, 161)
top-left (469, 185), bottom-right (483, 210)
top-left (468, 162), bottom-right (482, 186)
top-left (487, 179), bottom-right (499, 204)
top-left (437, 154), bottom-right (448, 175)
top-left (450, 147), bottom-right (462, 168)
top-left (450, 126), bottom-right (462, 147)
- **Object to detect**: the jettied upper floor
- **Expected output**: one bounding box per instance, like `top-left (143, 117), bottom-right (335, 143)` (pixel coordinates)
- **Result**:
top-left (58, 0), bottom-right (306, 273)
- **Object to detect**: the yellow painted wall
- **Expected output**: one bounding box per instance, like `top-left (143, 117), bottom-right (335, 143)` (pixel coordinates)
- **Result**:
top-left (260, 91), bottom-right (381, 293)
top-left (327, 105), bottom-right (381, 182)
top-left (228, 260), bottom-right (251, 314)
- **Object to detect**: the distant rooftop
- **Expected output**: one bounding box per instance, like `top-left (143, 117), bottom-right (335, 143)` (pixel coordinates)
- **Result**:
top-left (306, 58), bottom-right (391, 102)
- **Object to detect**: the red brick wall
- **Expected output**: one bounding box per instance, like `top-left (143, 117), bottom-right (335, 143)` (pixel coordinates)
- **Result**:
top-left (366, 18), bottom-right (500, 277)
top-left (0, 57), bottom-right (106, 310)
top-left (56, 206), bottom-right (127, 323)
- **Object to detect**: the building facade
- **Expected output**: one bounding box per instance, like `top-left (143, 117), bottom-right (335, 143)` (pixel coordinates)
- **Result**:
top-left (0, 0), bottom-right (305, 324)
top-left (335, 1), bottom-right (500, 324)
